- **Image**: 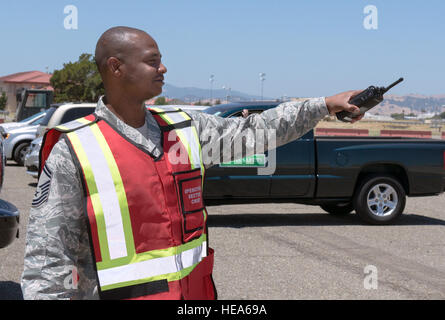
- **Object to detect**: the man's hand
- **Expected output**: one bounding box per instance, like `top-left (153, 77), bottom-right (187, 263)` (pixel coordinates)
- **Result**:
top-left (325, 90), bottom-right (364, 123)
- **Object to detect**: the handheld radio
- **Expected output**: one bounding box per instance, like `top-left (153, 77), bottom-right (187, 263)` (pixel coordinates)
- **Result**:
top-left (336, 77), bottom-right (404, 122)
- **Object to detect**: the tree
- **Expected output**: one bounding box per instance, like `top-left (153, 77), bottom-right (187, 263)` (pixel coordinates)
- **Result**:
top-left (50, 53), bottom-right (104, 103)
top-left (154, 96), bottom-right (167, 105)
top-left (0, 92), bottom-right (7, 111)
top-left (390, 113), bottom-right (405, 120)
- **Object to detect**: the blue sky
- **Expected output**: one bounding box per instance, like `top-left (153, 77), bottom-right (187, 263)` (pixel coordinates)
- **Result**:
top-left (1, 0), bottom-right (444, 98)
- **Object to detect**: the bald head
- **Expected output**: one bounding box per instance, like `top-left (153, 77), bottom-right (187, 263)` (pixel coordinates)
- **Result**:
top-left (94, 26), bottom-right (167, 101)
top-left (95, 26), bottom-right (155, 76)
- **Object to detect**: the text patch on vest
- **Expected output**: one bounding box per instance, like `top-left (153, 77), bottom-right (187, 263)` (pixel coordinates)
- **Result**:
top-left (173, 168), bottom-right (205, 243)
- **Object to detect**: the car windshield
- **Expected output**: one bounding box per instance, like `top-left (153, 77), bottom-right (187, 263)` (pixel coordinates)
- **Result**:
top-left (31, 116), bottom-right (46, 125)
top-left (18, 111), bottom-right (45, 123)
top-left (39, 107), bottom-right (58, 126)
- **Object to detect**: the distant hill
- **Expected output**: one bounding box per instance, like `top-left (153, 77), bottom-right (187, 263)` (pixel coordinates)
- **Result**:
top-left (372, 94), bottom-right (445, 115)
top-left (159, 83), bottom-right (445, 115)
top-left (161, 83), bottom-right (272, 102)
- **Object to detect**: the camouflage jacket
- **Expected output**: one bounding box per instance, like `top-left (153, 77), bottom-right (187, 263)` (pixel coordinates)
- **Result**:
top-left (21, 96), bottom-right (328, 299)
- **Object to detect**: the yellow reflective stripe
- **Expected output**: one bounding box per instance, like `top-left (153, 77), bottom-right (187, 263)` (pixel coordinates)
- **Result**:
top-left (88, 124), bottom-right (136, 262)
top-left (191, 124), bottom-right (205, 176)
top-left (76, 117), bottom-right (92, 125)
top-left (176, 111), bottom-right (205, 175)
top-left (97, 233), bottom-right (206, 271)
top-left (67, 131), bottom-right (111, 262)
top-left (148, 108), bottom-right (204, 174)
top-left (158, 112), bottom-right (197, 169)
top-left (56, 125), bottom-right (69, 131)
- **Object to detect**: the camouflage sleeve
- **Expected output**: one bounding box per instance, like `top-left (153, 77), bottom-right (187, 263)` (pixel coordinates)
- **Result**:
top-left (189, 97), bottom-right (329, 168)
top-left (21, 138), bottom-right (87, 300)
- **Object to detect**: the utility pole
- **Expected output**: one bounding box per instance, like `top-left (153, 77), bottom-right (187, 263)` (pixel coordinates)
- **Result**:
top-left (259, 73), bottom-right (266, 101)
top-left (209, 74), bottom-right (214, 105)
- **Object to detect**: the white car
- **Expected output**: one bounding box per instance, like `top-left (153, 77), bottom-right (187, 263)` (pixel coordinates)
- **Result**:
top-left (3, 123), bottom-right (42, 166)
top-left (25, 102), bottom-right (96, 177)
top-left (0, 111), bottom-right (46, 132)
top-left (36, 102), bottom-right (96, 137)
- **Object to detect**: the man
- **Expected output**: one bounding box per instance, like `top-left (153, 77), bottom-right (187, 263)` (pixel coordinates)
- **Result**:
top-left (21, 26), bottom-right (363, 300)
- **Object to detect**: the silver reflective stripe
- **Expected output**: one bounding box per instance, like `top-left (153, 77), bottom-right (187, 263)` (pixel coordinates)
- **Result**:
top-left (56, 118), bottom-right (89, 131)
top-left (97, 241), bottom-right (207, 287)
top-left (75, 126), bottom-right (127, 260)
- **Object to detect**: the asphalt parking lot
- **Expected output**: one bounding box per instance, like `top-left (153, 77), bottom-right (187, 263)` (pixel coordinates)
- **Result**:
top-left (0, 163), bottom-right (444, 300)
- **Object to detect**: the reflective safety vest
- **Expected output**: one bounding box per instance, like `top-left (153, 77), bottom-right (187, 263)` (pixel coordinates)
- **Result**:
top-left (40, 107), bottom-right (216, 300)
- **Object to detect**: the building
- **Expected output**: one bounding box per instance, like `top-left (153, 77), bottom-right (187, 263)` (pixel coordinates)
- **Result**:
top-left (0, 71), bottom-right (52, 113)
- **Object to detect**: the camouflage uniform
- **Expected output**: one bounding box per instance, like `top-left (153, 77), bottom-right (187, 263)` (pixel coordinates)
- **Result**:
top-left (21, 96), bottom-right (328, 299)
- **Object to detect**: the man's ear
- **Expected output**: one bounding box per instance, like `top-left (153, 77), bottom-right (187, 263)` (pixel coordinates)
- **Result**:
top-left (106, 57), bottom-right (122, 77)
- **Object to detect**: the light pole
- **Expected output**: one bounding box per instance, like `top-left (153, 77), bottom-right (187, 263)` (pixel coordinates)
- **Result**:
top-left (222, 85), bottom-right (231, 103)
top-left (259, 72), bottom-right (266, 101)
top-left (209, 74), bottom-right (214, 105)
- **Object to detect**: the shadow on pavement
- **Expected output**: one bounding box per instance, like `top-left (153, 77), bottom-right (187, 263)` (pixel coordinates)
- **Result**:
top-left (0, 281), bottom-right (23, 300)
top-left (5, 162), bottom-right (21, 167)
top-left (207, 212), bottom-right (445, 228)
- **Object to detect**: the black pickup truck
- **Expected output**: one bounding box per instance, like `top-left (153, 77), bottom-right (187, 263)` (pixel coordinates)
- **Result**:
top-left (202, 102), bottom-right (445, 225)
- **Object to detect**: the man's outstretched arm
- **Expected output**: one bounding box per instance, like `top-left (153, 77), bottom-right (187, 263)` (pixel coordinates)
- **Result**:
top-left (190, 90), bottom-right (363, 168)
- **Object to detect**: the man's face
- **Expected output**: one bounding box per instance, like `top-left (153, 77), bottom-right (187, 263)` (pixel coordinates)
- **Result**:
top-left (119, 33), bottom-right (167, 101)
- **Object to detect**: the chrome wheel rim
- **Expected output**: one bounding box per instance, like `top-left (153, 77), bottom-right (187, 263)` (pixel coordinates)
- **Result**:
top-left (19, 146), bottom-right (30, 163)
top-left (367, 183), bottom-right (398, 217)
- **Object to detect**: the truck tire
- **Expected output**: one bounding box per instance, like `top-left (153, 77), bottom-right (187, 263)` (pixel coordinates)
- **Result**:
top-left (320, 203), bottom-right (354, 215)
top-left (13, 142), bottom-right (30, 166)
top-left (353, 175), bottom-right (406, 225)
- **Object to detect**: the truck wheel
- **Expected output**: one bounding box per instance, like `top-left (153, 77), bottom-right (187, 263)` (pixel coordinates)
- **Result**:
top-left (353, 175), bottom-right (406, 225)
top-left (320, 203), bottom-right (354, 215)
top-left (13, 142), bottom-right (30, 166)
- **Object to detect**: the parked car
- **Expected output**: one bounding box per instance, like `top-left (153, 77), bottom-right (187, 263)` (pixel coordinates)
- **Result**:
top-left (24, 136), bottom-right (42, 178)
top-left (0, 111), bottom-right (46, 132)
top-left (3, 117), bottom-right (46, 166)
top-left (25, 103), bottom-right (96, 178)
top-left (0, 127), bottom-right (20, 248)
top-left (202, 102), bottom-right (445, 225)
top-left (36, 103), bottom-right (96, 138)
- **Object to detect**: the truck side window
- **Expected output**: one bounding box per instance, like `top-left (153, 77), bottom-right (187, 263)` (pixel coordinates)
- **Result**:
top-left (60, 108), bottom-right (96, 124)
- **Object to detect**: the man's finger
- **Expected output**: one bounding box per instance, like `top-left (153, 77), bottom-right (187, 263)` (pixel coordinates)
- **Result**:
top-left (351, 114), bottom-right (364, 123)
top-left (347, 104), bottom-right (360, 113)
